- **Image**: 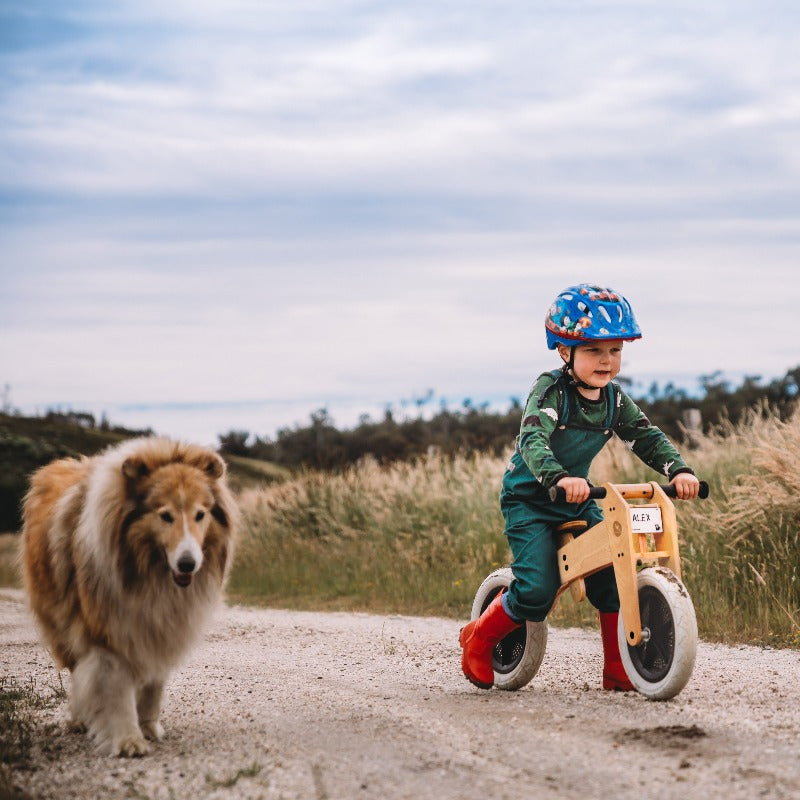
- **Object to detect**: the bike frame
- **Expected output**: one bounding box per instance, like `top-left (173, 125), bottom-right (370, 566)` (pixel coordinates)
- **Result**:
top-left (554, 481), bottom-right (683, 647)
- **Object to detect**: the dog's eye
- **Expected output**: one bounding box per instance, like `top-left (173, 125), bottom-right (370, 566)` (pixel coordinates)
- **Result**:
top-left (195, 510), bottom-right (205, 522)
top-left (160, 511), bottom-right (174, 524)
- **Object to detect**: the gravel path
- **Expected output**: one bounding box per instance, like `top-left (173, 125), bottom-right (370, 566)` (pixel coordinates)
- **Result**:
top-left (2, 587), bottom-right (799, 800)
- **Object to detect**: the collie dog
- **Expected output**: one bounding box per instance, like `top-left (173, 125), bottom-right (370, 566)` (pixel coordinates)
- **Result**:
top-left (21, 437), bottom-right (238, 757)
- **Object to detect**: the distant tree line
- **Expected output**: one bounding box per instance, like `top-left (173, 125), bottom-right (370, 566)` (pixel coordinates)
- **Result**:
top-left (219, 367), bottom-right (800, 471)
top-left (218, 401), bottom-right (524, 470)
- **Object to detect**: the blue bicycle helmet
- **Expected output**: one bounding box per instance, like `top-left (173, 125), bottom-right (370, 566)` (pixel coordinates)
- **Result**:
top-left (545, 284), bottom-right (642, 349)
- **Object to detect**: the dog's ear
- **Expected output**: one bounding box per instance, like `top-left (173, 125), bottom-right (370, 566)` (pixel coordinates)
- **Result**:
top-left (122, 456), bottom-right (150, 482)
top-left (182, 447), bottom-right (226, 480)
top-left (203, 453), bottom-right (226, 480)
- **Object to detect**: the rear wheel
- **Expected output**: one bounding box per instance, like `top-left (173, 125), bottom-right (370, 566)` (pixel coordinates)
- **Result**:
top-left (618, 567), bottom-right (697, 700)
top-left (470, 568), bottom-right (547, 691)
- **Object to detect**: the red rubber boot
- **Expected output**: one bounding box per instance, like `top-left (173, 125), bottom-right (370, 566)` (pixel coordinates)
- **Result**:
top-left (459, 591), bottom-right (521, 689)
top-left (599, 611), bottom-right (634, 691)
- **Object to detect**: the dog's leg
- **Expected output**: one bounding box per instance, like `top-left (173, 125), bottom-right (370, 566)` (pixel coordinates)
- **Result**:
top-left (66, 671), bottom-right (88, 733)
top-left (67, 709), bottom-right (88, 733)
top-left (137, 681), bottom-right (165, 741)
top-left (72, 647), bottom-right (149, 757)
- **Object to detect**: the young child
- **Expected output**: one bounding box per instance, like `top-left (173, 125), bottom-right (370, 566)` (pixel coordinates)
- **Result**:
top-left (460, 283), bottom-right (700, 691)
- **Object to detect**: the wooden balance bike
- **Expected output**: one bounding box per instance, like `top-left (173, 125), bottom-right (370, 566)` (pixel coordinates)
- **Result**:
top-left (470, 480), bottom-right (709, 700)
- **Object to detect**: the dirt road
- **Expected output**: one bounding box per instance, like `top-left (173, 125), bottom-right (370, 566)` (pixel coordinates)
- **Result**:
top-left (2, 587), bottom-right (799, 800)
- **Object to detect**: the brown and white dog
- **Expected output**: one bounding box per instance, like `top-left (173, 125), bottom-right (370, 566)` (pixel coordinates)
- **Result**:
top-left (21, 436), bottom-right (238, 757)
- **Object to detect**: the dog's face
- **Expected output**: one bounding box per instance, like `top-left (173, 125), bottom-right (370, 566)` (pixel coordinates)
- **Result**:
top-left (121, 450), bottom-right (230, 589)
top-left (146, 466), bottom-right (215, 587)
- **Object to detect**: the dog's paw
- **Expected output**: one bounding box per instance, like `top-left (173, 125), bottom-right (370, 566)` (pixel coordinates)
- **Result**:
top-left (113, 732), bottom-right (150, 758)
top-left (140, 720), bottom-right (164, 742)
top-left (93, 726), bottom-right (150, 758)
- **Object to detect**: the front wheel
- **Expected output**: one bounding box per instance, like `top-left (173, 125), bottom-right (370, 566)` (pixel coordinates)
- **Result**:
top-left (470, 568), bottom-right (548, 691)
top-left (618, 567), bottom-right (698, 700)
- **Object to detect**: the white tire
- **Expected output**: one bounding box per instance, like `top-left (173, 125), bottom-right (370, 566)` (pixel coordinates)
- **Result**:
top-left (470, 568), bottom-right (548, 691)
top-left (618, 567), bottom-right (698, 700)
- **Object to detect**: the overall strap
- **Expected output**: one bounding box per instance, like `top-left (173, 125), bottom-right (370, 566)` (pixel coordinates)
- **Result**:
top-left (536, 369), bottom-right (569, 426)
top-left (604, 381), bottom-right (622, 429)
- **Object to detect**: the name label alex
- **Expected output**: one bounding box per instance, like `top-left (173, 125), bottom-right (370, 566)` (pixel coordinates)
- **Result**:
top-left (629, 507), bottom-right (663, 534)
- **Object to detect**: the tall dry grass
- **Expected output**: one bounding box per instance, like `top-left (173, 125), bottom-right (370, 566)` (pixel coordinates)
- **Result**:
top-left (0, 534), bottom-right (21, 588)
top-left (231, 453), bottom-right (510, 616)
top-left (231, 407), bottom-right (800, 646)
top-left (680, 409), bottom-right (800, 645)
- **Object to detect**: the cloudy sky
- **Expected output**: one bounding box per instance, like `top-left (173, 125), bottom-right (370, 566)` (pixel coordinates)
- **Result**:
top-left (2, 1), bottom-right (799, 445)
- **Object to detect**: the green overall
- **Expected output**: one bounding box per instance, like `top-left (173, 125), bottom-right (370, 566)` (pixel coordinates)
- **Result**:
top-left (500, 369), bottom-right (691, 622)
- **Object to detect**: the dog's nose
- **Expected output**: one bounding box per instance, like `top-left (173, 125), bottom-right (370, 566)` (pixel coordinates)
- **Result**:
top-left (177, 555), bottom-right (196, 574)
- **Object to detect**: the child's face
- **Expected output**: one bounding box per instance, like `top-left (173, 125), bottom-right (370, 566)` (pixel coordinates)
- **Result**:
top-left (559, 340), bottom-right (623, 390)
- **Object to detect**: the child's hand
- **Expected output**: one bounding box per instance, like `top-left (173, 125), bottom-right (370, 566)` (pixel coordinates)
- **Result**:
top-left (555, 476), bottom-right (590, 504)
top-left (670, 472), bottom-right (700, 500)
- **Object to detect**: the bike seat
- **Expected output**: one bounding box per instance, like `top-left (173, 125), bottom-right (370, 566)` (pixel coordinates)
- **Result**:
top-left (555, 520), bottom-right (589, 534)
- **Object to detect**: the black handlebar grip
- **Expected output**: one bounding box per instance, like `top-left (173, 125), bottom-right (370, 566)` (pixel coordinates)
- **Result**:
top-left (660, 480), bottom-right (710, 499)
top-left (548, 485), bottom-right (607, 502)
top-left (549, 480), bottom-right (709, 503)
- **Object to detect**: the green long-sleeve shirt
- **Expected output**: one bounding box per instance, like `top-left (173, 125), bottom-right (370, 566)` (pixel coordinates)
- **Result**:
top-left (517, 371), bottom-right (693, 489)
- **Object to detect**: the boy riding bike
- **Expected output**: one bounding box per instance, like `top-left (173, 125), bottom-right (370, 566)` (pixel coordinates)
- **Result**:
top-left (459, 284), bottom-right (700, 691)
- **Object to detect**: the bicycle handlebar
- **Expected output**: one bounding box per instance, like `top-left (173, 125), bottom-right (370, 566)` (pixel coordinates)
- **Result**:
top-left (548, 480), bottom-right (710, 503)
